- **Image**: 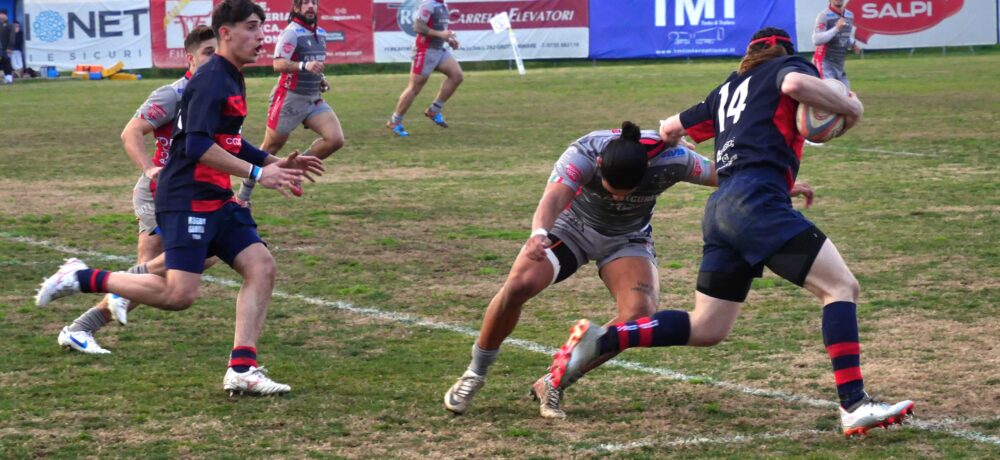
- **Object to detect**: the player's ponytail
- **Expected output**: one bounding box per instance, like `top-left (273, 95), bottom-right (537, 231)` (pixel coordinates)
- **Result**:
top-left (600, 121), bottom-right (648, 191)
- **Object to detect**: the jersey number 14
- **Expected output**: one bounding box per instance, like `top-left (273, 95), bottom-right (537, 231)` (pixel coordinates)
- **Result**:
top-left (717, 77), bottom-right (751, 133)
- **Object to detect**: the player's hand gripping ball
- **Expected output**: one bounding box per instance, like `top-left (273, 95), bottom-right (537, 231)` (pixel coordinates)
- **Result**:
top-left (796, 79), bottom-right (849, 143)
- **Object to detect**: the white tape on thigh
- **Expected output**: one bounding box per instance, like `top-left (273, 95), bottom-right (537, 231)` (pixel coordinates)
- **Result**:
top-left (544, 248), bottom-right (561, 286)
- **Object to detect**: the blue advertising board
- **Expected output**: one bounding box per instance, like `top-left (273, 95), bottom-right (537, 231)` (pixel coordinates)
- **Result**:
top-left (590, 0), bottom-right (797, 59)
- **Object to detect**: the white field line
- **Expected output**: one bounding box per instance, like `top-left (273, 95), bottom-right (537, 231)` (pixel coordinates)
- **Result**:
top-left (6, 232), bottom-right (1000, 447)
top-left (804, 144), bottom-right (933, 157)
top-left (593, 429), bottom-right (826, 453)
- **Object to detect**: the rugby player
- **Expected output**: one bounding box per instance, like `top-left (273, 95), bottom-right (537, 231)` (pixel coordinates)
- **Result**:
top-left (812, 0), bottom-right (859, 89)
top-left (549, 28), bottom-right (913, 436)
top-left (386, 0), bottom-right (463, 137)
top-left (54, 26), bottom-right (218, 355)
top-left (443, 121), bottom-right (723, 417)
top-left (237, 0), bottom-right (344, 203)
top-left (36, 0), bottom-right (323, 396)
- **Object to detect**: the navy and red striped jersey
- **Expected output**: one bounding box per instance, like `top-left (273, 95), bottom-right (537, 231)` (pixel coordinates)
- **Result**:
top-left (679, 55), bottom-right (818, 190)
top-left (156, 55), bottom-right (250, 213)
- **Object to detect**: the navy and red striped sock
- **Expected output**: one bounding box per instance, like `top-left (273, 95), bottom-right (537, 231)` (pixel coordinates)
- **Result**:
top-left (229, 346), bottom-right (257, 373)
top-left (598, 310), bottom-right (691, 355)
top-left (822, 301), bottom-right (866, 409)
top-left (75, 269), bottom-right (111, 293)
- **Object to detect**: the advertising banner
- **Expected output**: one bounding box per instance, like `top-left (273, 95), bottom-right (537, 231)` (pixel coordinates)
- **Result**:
top-left (589, 0), bottom-right (796, 59)
top-left (150, 0), bottom-right (373, 68)
top-left (373, 0), bottom-right (588, 63)
top-left (24, 0), bottom-right (152, 69)
top-left (795, 0), bottom-right (998, 50)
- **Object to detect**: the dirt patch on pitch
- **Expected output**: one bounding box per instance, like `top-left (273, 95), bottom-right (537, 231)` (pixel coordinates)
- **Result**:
top-left (0, 178), bottom-right (135, 215)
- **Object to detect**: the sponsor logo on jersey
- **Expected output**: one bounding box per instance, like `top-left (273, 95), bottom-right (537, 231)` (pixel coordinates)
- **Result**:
top-left (145, 103), bottom-right (167, 121)
top-left (282, 42), bottom-right (295, 56)
top-left (222, 95), bottom-right (247, 117)
top-left (565, 164), bottom-right (582, 183)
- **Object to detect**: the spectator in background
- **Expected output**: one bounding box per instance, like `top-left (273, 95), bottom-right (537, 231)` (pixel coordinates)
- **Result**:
top-left (0, 9), bottom-right (14, 84)
top-left (11, 21), bottom-right (24, 78)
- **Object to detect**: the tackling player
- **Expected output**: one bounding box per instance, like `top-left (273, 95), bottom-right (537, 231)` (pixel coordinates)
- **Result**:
top-left (386, 0), bottom-right (463, 137)
top-left (54, 26), bottom-right (218, 355)
top-left (549, 28), bottom-right (913, 437)
top-left (237, 0), bottom-right (344, 203)
top-left (442, 121), bottom-right (724, 418)
top-left (812, 0), bottom-right (859, 89)
top-left (36, 0), bottom-right (324, 396)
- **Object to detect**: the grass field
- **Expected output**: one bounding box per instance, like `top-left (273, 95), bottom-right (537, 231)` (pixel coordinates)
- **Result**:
top-left (1, 50), bottom-right (999, 458)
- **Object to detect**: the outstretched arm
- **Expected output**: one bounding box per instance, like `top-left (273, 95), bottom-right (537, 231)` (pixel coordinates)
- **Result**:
top-left (524, 183), bottom-right (576, 262)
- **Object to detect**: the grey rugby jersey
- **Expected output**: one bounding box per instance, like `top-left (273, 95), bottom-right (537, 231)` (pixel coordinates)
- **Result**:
top-left (549, 129), bottom-right (714, 236)
top-left (274, 19), bottom-right (327, 95)
top-left (812, 7), bottom-right (856, 69)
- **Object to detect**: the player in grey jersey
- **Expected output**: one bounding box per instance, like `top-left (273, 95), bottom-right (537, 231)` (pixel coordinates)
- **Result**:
top-left (386, 0), bottom-right (464, 137)
top-left (812, 0), bottom-right (859, 89)
top-left (442, 122), bottom-right (720, 417)
top-left (54, 27), bottom-right (218, 354)
top-left (237, 0), bottom-right (344, 203)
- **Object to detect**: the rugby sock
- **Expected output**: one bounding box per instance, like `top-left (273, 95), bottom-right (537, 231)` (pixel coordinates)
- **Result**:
top-left (126, 263), bottom-right (148, 275)
top-left (67, 307), bottom-right (109, 333)
top-left (822, 301), bottom-right (866, 409)
top-left (236, 178), bottom-right (256, 202)
top-left (429, 100), bottom-right (444, 113)
top-left (391, 113), bottom-right (404, 125)
top-left (467, 344), bottom-right (499, 377)
top-left (229, 346), bottom-right (257, 373)
top-left (76, 269), bottom-right (111, 293)
top-left (598, 310), bottom-right (691, 354)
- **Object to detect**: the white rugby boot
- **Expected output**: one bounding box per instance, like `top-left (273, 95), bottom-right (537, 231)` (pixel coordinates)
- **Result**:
top-left (107, 293), bottom-right (131, 326)
top-left (35, 258), bottom-right (87, 307)
top-left (57, 327), bottom-right (111, 355)
top-left (444, 369), bottom-right (486, 415)
top-left (529, 374), bottom-right (566, 419)
top-left (223, 366), bottom-right (291, 396)
top-left (549, 319), bottom-right (605, 389)
top-left (840, 393), bottom-right (915, 436)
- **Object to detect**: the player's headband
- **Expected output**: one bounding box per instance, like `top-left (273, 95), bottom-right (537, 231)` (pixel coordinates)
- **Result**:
top-left (748, 35), bottom-right (792, 48)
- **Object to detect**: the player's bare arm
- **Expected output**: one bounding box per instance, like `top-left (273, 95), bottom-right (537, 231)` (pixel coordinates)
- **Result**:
top-left (525, 182), bottom-right (575, 261)
top-left (414, 17), bottom-right (455, 42)
top-left (120, 118), bottom-right (160, 180)
top-left (658, 115), bottom-right (687, 148)
top-left (781, 72), bottom-right (863, 130)
top-left (198, 144), bottom-right (304, 196)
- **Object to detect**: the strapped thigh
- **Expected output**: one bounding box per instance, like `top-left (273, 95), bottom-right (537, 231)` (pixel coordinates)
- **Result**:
top-left (544, 234), bottom-right (580, 286)
top-left (764, 226), bottom-right (827, 287)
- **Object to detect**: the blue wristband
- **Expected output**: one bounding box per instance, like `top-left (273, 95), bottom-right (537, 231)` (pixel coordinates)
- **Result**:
top-left (250, 165), bottom-right (262, 181)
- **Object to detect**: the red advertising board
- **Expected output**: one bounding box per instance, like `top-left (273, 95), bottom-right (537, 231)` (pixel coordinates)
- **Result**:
top-left (150, 0), bottom-right (373, 68)
top-left (850, 0), bottom-right (964, 43)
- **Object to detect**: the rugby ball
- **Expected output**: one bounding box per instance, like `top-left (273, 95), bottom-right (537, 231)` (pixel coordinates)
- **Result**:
top-left (796, 79), bottom-right (848, 143)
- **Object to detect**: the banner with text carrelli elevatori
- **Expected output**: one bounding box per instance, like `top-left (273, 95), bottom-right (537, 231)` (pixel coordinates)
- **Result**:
top-left (150, 0), bottom-right (374, 69)
top-left (373, 0), bottom-right (589, 63)
top-left (795, 0), bottom-right (998, 51)
top-left (24, 0), bottom-right (152, 69)
top-left (589, 0), bottom-right (797, 59)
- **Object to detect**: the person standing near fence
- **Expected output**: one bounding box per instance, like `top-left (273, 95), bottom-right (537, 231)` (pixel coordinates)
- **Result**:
top-left (0, 9), bottom-right (14, 84)
top-left (812, 0), bottom-right (859, 89)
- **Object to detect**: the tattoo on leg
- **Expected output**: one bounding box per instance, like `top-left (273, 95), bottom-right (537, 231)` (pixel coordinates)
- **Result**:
top-left (631, 282), bottom-right (654, 296)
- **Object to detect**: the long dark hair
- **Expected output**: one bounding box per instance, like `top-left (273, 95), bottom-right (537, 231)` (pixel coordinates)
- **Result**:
top-left (600, 121), bottom-right (648, 190)
top-left (738, 27), bottom-right (795, 75)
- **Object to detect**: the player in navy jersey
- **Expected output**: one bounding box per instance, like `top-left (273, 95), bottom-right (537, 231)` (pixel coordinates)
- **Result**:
top-left (53, 26), bottom-right (218, 355)
top-left (35, 0), bottom-right (324, 396)
top-left (236, 0), bottom-right (344, 204)
top-left (547, 28), bottom-right (913, 436)
top-left (386, 0), bottom-right (464, 137)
